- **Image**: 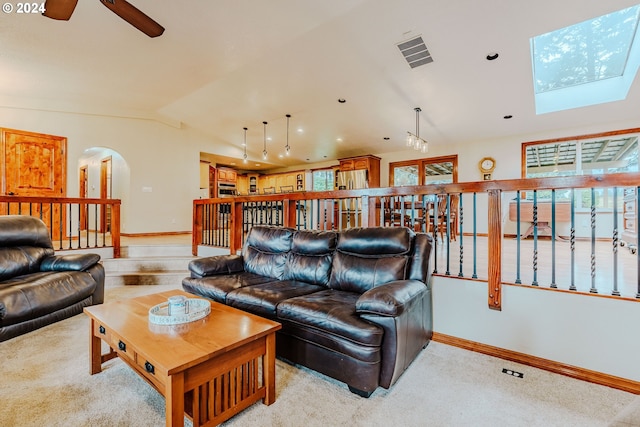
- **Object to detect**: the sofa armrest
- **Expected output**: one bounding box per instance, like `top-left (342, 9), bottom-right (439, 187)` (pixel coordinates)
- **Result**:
top-left (188, 254), bottom-right (244, 278)
top-left (356, 279), bottom-right (427, 316)
top-left (40, 254), bottom-right (101, 272)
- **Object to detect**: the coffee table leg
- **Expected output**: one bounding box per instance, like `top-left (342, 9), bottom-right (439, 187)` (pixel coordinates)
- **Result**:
top-left (89, 318), bottom-right (102, 374)
top-left (166, 372), bottom-right (185, 427)
top-left (264, 332), bottom-right (276, 405)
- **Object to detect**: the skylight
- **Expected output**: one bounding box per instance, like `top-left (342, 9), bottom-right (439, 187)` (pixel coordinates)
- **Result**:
top-left (531, 5), bottom-right (640, 114)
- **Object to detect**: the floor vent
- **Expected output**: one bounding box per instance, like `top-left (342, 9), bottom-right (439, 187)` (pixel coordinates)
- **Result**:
top-left (397, 36), bottom-right (433, 69)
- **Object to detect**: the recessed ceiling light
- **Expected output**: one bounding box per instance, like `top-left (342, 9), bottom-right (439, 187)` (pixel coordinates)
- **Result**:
top-left (278, 154), bottom-right (283, 158)
top-left (503, 115), bottom-right (513, 119)
top-left (267, 137), bottom-right (272, 141)
top-left (336, 137), bottom-right (343, 142)
top-left (486, 52), bottom-right (499, 61)
top-left (255, 163), bottom-right (261, 166)
top-left (338, 98), bottom-right (346, 103)
top-left (297, 128), bottom-right (304, 134)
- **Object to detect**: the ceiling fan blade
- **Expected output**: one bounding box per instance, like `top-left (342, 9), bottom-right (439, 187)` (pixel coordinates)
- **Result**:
top-left (99, 0), bottom-right (164, 38)
top-left (42, 0), bottom-right (78, 20)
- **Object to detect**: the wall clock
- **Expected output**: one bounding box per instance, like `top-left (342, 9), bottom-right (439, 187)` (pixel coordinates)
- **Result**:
top-left (479, 157), bottom-right (496, 180)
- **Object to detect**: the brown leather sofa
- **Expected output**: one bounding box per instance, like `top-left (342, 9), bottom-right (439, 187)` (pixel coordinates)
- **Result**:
top-left (183, 225), bottom-right (433, 397)
top-left (0, 216), bottom-right (105, 342)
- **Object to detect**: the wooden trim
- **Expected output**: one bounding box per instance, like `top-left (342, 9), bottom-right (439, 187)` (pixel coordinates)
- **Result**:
top-left (432, 332), bottom-right (640, 394)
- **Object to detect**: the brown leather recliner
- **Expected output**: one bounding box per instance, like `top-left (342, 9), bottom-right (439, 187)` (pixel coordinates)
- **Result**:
top-left (0, 216), bottom-right (105, 342)
top-left (183, 225), bottom-right (433, 397)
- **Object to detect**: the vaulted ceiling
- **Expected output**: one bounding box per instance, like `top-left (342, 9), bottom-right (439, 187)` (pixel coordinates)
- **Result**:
top-left (2, 0), bottom-right (639, 170)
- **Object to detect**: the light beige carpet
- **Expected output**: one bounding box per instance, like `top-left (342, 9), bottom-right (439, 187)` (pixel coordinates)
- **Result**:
top-left (0, 283), bottom-right (636, 427)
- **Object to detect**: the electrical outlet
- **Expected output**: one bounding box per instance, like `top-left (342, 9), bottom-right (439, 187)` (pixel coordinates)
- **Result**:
top-left (502, 368), bottom-right (524, 378)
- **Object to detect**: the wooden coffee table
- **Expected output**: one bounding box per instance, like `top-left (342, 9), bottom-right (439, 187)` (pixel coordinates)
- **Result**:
top-left (84, 289), bottom-right (281, 427)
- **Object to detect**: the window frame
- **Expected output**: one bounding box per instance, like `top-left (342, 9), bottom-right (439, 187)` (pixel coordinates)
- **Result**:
top-left (389, 154), bottom-right (458, 187)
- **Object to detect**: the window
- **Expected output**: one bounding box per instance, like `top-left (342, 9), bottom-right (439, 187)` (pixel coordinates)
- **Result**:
top-left (389, 155), bottom-right (458, 186)
top-left (312, 169), bottom-right (335, 191)
top-left (531, 5), bottom-right (640, 114)
top-left (522, 129), bottom-right (639, 208)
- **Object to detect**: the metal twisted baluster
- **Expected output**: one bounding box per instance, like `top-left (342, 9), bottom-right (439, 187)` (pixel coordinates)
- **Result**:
top-left (612, 187), bottom-right (619, 296)
top-left (569, 189), bottom-right (576, 291)
top-left (458, 200), bottom-right (464, 277)
top-left (589, 190), bottom-right (597, 293)
top-left (532, 191), bottom-right (538, 286)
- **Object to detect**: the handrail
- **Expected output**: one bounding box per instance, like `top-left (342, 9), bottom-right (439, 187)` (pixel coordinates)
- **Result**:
top-left (193, 172), bottom-right (640, 308)
top-left (0, 196), bottom-right (122, 257)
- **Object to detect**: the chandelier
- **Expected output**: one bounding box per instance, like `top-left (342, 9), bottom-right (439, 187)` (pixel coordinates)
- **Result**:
top-left (406, 107), bottom-right (428, 153)
top-left (262, 121), bottom-right (268, 160)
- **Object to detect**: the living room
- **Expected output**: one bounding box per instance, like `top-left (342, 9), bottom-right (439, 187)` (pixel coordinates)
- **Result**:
top-left (2, 1), bottom-right (640, 425)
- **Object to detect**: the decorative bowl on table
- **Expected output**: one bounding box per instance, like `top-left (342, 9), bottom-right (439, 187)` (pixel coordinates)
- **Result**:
top-left (148, 296), bottom-right (211, 325)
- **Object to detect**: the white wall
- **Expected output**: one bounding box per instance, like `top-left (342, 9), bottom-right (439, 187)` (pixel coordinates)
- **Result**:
top-left (1, 106), bottom-right (236, 234)
top-left (433, 276), bottom-right (640, 382)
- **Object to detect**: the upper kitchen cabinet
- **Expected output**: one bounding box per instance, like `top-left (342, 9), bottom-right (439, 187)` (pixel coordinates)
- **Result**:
top-left (338, 155), bottom-right (380, 188)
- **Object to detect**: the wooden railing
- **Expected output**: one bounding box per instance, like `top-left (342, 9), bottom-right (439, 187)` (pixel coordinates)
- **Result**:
top-left (193, 173), bottom-right (640, 306)
top-left (1, 196), bottom-right (122, 257)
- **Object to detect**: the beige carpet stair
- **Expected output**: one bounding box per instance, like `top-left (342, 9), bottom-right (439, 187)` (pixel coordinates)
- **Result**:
top-left (102, 243), bottom-right (195, 287)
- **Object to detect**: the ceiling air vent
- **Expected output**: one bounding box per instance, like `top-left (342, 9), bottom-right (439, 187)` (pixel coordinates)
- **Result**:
top-left (397, 36), bottom-right (433, 69)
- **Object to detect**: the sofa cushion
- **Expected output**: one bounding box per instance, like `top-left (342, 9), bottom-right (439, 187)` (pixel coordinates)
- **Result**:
top-left (227, 280), bottom-right (325, 317)
top-left (182, 271), bottom-right (274, 303)
top-left (327, 227), bottom-right (413, 294)
top-left (242, 226), bottom-right (294, 280)
top-left (0, 271), bottom-right (97, 327)
top-left (0, 216), bottom-right (54, 249)
top-left (0, 247), bottom-right (55, 281)
top-left (328, 253), bottom-right (409, 294)
top-left (276, 289), bottom-right (384, 348)
top-left (283, 229), bottom-right (336, 286)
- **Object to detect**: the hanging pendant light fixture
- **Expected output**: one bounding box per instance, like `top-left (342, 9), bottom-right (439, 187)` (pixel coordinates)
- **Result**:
top-left (285, 114), bottom-right (291, 156)
top-left (406, 107), bottom-right (428, 153)
top-left (262, 121), bottom-right (268, 160)
top-left (242, 127), bottom-right (248, 164)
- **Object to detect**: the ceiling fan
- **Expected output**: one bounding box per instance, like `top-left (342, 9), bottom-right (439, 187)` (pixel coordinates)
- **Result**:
top-left (43, 0), bottom-right (165, 38)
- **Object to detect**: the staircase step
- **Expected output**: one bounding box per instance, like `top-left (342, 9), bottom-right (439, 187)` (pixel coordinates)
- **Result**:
top-left (121, 244), bottom-right (193, 258)
top-left (105, 271), bottom-right (188, 287)
top-left (102, 256), bottom-right (194, 273)
top-left (103, 258), bottom-right (192, 287)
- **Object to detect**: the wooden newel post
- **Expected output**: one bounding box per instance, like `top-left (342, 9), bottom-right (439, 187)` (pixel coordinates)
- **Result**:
top-left (111, 201), bottom-right (121, 258)
top-left (487, 189), bottom-right (502, 310)
top-left (192, 202), bottom-right (203, 256)
top-left (230, 201), bottom-right (243, 254)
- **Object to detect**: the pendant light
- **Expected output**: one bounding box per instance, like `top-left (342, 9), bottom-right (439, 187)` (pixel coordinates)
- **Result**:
top-left (262, 121), bottom-right (268, 160)
top-left (242, 127), bottom-right (248, 164)
top-left (406, 107), bottom-right (428, 153)
top-left (285, 114), bottom-right (291, 156)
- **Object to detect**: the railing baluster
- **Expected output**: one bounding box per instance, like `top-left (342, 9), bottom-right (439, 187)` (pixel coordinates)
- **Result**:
top-left (515, 191), bottom-right (521, 284)
top-left (472, 192), bottom-right (477, 279)
top-left (570, 189), bottom-right (576, 291)
top-left (590, 188), bottom-right (597, 293)
top-left (550, 189), bottom-right (557, 288)
top-left (532, 190), bottom-right (538, 286)
top-left (612, 187), bottom-right (620, 296)
top-left (445, 193), bottom-right (451, 276)
top-left (458, 193), bottom-right (464, 278)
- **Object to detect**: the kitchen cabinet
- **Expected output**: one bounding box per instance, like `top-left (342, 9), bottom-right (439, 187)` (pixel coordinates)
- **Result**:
top-left (218, 168), bottom-right (237, 183)
top-left (338, 155), bottom-right (380, 188)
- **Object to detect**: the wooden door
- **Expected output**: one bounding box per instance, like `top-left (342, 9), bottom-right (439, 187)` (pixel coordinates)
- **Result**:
top-left (100, 157), bottom-right (112, 233)
top-left (79, 165), bottom-right (88, 230)
top-left (1, 128), bottom-right (67, 237)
